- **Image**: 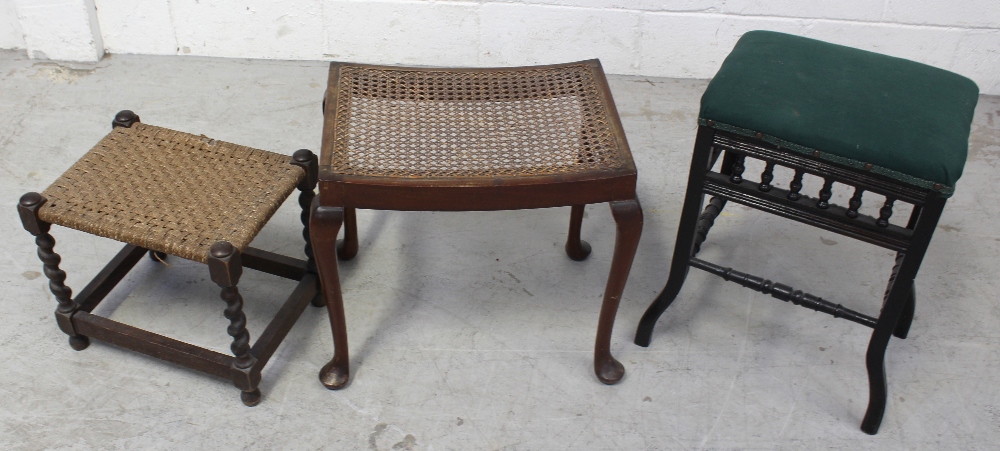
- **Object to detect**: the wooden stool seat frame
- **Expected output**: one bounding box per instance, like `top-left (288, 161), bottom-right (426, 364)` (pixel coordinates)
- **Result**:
top-left (17, 111), bottom-right (321, 406)
top-left (634, 124), bottom-right (949, 434)
top-left (312, 61), bottom-right (644, 388)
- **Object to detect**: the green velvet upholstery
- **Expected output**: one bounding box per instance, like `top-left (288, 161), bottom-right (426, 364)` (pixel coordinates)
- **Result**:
top-left (700, 30), bottom-right (979, 195)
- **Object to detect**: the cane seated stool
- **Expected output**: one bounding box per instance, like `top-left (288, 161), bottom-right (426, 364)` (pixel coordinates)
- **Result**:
top-left (17, 111), bottom-right (321, 406)
top-left (312, 60), bottom-right (643, 388)
top-left (633, 31), bottom-right (979, 434)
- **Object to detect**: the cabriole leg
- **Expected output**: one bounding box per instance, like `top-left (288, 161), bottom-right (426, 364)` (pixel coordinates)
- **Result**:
top-left (311, 200), bottom-right (350, 389)
top-left (337, 207), bottom-right (359, 261)
top-left (594, 198), bottom-right (643, 384)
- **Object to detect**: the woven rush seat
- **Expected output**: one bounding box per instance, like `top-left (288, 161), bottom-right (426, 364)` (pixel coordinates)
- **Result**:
top-left (39, 123), bottom-right (304, 263)
top-left (18, 111), bottom-right (321, 406)
top-left (312, 60), bottom-right (643, 390)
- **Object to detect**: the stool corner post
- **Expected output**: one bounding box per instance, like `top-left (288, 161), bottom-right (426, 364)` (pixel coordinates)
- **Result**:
top-left (19, 192), bottom-right (89, 349)
top-left (208, 241), bottom-right (243, 288)
top-left (208, 241), bottom-right (257, 398)
top-left (18, 192), bottom-right (49, 236)
top-left (291, 150), bottom-right (319, 266)
top-left (291, 149), bottom-right (318, 192)
top-left (111, 110), bottom-right (140, 129)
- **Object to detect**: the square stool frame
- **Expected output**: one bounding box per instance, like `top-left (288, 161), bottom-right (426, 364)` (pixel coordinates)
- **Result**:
top-left (17, 111), bottom-right (322, 406)
top-left (634, 124), bottom-right (948, 434)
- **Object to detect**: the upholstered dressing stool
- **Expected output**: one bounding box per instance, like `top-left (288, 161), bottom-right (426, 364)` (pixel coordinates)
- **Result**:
top-left (633, 31), bottom-right (979, 433)
top-left (311, 60), bottom-right (643, 388)
top-left (18, 111), bottom-right (320, 406)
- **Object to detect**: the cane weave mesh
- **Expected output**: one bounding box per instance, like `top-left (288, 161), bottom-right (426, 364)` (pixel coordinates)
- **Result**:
top-left (328, 63), bottom-right (627, 178)
top-left (38, 123), bottom-right (305, 263)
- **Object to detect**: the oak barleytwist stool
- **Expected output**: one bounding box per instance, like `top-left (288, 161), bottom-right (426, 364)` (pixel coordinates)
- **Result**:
top-left (311, 60), bottom-right (643, 388)
top-left (633, 31), bottom-right (979, 434)
top-left (18, 111), bottom-right (320, 406)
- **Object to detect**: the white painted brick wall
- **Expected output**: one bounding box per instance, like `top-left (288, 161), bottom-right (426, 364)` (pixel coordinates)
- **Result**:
top-left (94, 2), bottom-right (175, 55)
top-left (884, 0), bottom-right (1000, 28)
top-left (720, 0), bottom-right (885, 21)
top-left (97, 0), bottom-right (326, 59)
top-left (479, 3), bottom-right (641, 72)
top-left (173, 0), bottom-right (325, 59)
top-left (4, 1), bottom-right (1000, 94)
top-left (0, 0), bottom-right (23, 49)
top-left (325, 1), bottom-right (479, 65)
top-left (14, 0), bottom-right (103, 61)
top-left (639, 12), bottom-right (805, 79)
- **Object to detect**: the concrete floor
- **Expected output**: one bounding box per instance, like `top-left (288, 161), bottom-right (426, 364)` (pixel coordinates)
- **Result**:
top-left (1, 50), bottom-right (998, 450)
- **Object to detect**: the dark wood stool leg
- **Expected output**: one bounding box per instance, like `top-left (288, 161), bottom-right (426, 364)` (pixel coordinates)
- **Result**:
top-left (889, 205), bottom-right (922, 339)
top-left (565, 204), bottom-right (592, 261)
top-left (893, 282), bottom-right (916, 339)
top-left (861, 195), bottom-right (946, 434)
top-left (207, 241), bottom-right (260, 406)
top-left (290, 149), bottom-right (324, 307)
top-left (311, 200), bottom-right (350, 389)
top-left (882, 253), bottom-right (917, 340)
top-left (594, 198), bottom-right (643, 384)
top-left (337, 207), bottom-right (359, 261)
top-left (635, 126), bottom-right (716, 347)
top-left (18, 192), bottom-right (89, 350)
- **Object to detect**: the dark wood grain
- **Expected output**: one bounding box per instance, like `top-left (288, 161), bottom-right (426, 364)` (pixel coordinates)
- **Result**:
top-left (758, 161), bottom-right (775, 191)
top-left (729, 153), bottom-right (746, 184)
top-left (702, 172), bottom-right (912, 252)
top-left (565, 204), bottom-right (592, 261)
top-left (635, 125), bottom-right (716, 347)
top-left (290, 149), bottom-right (318, 266)
top-left (594, 199), bottom-right (643, 384)
top-left (250, 273), bottom-right (319, 368)
top-left (76, 244), bottom-right (147, 313)
top-left (692, 196), bottom-right (726, 256)
top-left (847, 187), bottom-right (865, 218)
top-left (337, 207), bottom-right (358, 261)
top-left (208, 242), bottom-right (255, 370)
top-left (788, 169), bottom-right (805, 201)
top-left (311, 200), bottom-right (350, 390)
top-left (18, 192), bottom-right (89, 350)
top-left (315, 60), bottom-right (645, 388)
top-left (633, 120), bottom-right (952, 435)
top-left (74, 311), bottom-right (233, 379)
top-left (16, 111), bottom-right (318, 407)
top-left (242, 247), bottom-right (307, 281)
top-left (689, 257), bottom-right (877, 328)
top-left (816, 177), bottom-right (834, 209)
top-left (877, 197), bottom-right (896, 228)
